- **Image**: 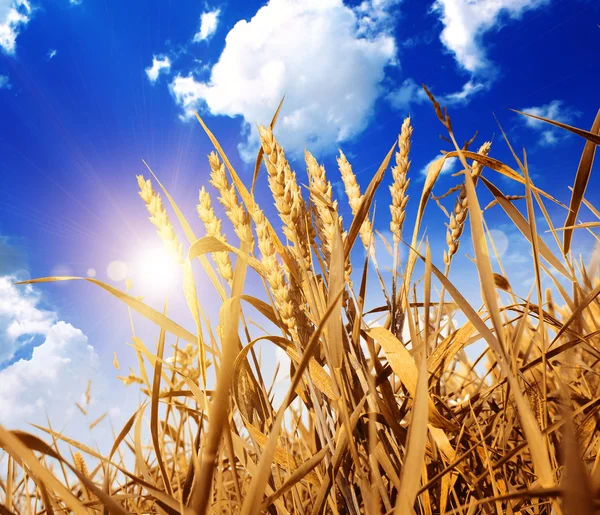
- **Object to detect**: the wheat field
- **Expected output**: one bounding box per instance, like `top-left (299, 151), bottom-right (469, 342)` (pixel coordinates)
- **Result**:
top-left (2, 87), bottom-right (600, 514)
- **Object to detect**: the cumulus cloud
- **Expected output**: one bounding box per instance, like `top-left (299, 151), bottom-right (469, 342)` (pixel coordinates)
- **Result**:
top-left (0, 277), bottom-right (56, 364)
top-left (145, 55), bottom-right (171, 84)
top-left (0, 74), bottom-right (10, 89)
top-left (419, 155), bottom-right (458, 177)
top-left (193, 8), bottom-right (221, 42)
top-left (170, 0), bottom-right (396, 161)
top-left (432, 0), bottom-right (548, 74)
top-left (441, 79), bottom-right (487, 104)
top-left (0, 0), bottom-right (33, 55)
top-left (0, 277), bottom-right (99, 428)
top-left (387, 78), bottom-right (427, 111)
top-left (520, 100), bottom-right (578, 146)
top-left (387, 77), bottom-right (486, 112)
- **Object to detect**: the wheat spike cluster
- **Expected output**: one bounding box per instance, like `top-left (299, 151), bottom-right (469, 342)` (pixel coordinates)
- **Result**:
top-left (4, 88), bottom-right (600, 515)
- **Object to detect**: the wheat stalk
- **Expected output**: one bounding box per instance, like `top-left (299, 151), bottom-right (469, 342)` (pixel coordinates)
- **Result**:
top-left (197, 187), bottom-right (234, 285)
top-left (137, 175), bottom-right (184, 263)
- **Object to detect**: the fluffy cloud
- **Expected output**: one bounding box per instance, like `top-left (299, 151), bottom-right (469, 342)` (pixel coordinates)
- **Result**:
top-left (520, 100), bottom-right (578, 146)
top-left (193, 8), bottom-right (221, 42)
top-left (170, 0), bottom-right (396, 161)
top-left (0, 73), bottom-right (10, 89)
top-left (145, 55), bottom-right (171, 84)
top-left (0, 0), bottom-right (32, 55)
top-left (387, 78), bottom-right (427, 111)
top-left (0, 277), bottom-right (56, 364)
top-left (442, 79), bottom-right (487, 104)
top-left (0, 277), bottom-right (99, 428)
top-left (387, 77), bottom-right (487, 112)
top-left (432, 0), bottom-right (548, 74)
top-left (419, 155), bottom-right (458, 177)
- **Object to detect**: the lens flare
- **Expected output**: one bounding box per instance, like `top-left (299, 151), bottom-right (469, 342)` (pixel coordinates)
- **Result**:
top-left (133, 243), bottom-right (179, 295)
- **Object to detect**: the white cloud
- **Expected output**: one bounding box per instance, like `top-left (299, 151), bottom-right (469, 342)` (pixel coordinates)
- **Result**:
top-left (520, 100), bottom-right (577, 146)
top-left (70, 0), bottom-right (82, 4)
top-left (387, 78), bottom-right (427, 111)
top-left (46, 48), bottom-right (57, 60)
top-left (432, 0), bottom-right (548, 74)
top-left (0, 74), bottom-right (10, 89)
top-left (0, 277), bottom-right (56, 364)
top-left (0, 277), bottom-right (99, 429)
top-left (193, 8), bottom-right (221, 42)
top-left (0, 0), bottom-right (32, 55)
top-left (419, 155), bottom-right (458, 177)
top-left (145, 55), bottom-right (171, 84)
top-left (441, 79), bottom-right (487, 104)
top-left (170, 0), bottom-right (397, 161)
top-left (387, 77), bottom-right (487, 112)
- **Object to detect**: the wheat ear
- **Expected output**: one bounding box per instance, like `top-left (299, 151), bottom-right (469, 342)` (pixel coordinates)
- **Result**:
top-left (443, 141), bottom-right (491, 266)
top-left (207, 151), bottom-right (254, 247)
top-left (305, 150), bottom-right (344, 263)
top-left (252, 207), bottom-right (296, 332)
top-left (197, 187), bottom-right (234, 285)
top-left (338, 150), bottom-right (373, 251)
top-left (390, 116), bottom-right (412, 245)
top-left (73, 452), bottom-right (91, 501)
top-left (258, 126), bottom-right (312, 269)
top-left (137, 176), bottom-right (184, 263)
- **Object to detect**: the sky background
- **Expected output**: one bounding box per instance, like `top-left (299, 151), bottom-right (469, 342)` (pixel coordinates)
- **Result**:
top-left (0, 0), bottom-right (599, 447)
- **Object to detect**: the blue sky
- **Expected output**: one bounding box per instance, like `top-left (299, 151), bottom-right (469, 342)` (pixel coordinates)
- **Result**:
top-left (0, 0), bottom-right (599, 440)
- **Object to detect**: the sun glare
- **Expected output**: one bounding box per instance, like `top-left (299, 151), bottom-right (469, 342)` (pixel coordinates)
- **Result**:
top-left (133, 243), bottom-right (179, 295)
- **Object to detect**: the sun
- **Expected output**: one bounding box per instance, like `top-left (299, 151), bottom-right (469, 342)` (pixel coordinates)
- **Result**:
top-left (133, 242), bottom-right (180, 296)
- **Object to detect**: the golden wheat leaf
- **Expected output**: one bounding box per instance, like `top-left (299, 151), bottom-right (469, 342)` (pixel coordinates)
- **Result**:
top-left (188, 235), bottom-right (267, 276)
top-left (563, 110), bottom-right (600, 253)
top-left (554, 222), bottom-right (600, 231)
top-left (550, 280), bottom-right (600, 348)
top-left (10, 430), bottom-right (132, 515)
top-left (16, 277), bottom-right (208, 350)
top-left (0, 427), bottom-right (88, 515)
top-left (183, 258), bottom-right (207, 384)
top-left (479, 177), bottom-right (572, 279)
top-left (192, 240), bottom-right (249, 515)
top-left (394, 354), bottom-right (429, 514)
top-left (462, 162), bottom-right (555, 487)
top-left (510, 108), bottom-right (600, 146)
top-left (368, 327), bottom-right (455, 431)
top-left (445, 150), bottom-right (565, 207)
top-left (246, 424), bottom-right (319, 485)
top-left (150, 315), bottom-right (173, 496)
top-left (241, 295), bottom-right (280, 326)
